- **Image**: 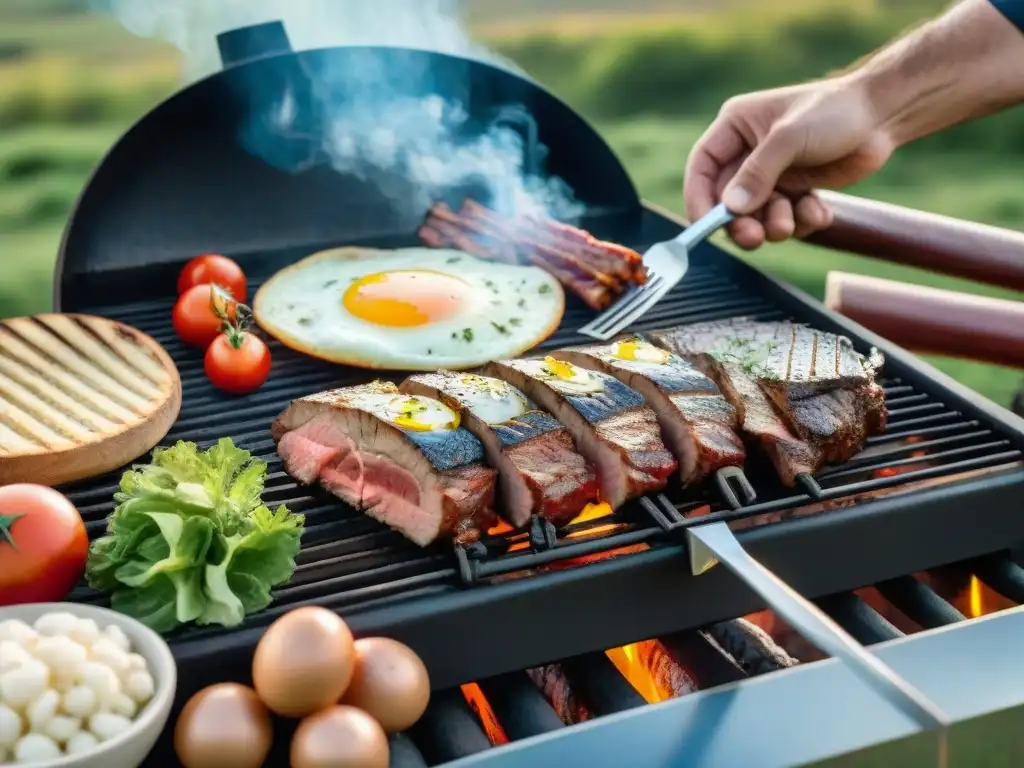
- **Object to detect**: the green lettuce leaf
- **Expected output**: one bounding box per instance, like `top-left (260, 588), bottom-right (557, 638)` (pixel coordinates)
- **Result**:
top-left (200, 505), bottom-right (304, 627)
top-left (85, 438), bottom-right (305, 634)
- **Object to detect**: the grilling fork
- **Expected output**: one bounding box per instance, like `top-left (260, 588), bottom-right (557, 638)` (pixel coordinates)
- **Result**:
top-left (577, 202), bottom-right (735, 341)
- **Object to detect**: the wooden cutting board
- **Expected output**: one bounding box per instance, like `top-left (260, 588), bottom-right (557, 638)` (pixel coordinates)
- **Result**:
top-left (0, 314), bottom-right (181, 486)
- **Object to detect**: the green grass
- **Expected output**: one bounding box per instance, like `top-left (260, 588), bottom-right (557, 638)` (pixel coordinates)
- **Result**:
top-left (0, 0), bottom-right (1019, 406)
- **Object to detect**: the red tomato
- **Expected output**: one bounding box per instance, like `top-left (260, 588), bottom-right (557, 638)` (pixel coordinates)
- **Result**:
top-left (205, 331), bottom-right (272, 394)
top-left (0, 484), bottom-right (88, 606)
top-left (173, 284), bottom-right (238, 348)
top-left (177, 254), bottom-right (248, 302)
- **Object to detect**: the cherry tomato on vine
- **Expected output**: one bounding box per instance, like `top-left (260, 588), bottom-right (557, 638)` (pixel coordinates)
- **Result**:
top-left (177, 254), bottom-right (248, 302)
top-left (173, 284), bottom-right (237, 348)
top-left (0, 484), bottom-right (88, 606)
top-left (205, 330), bottom-right (272, 395)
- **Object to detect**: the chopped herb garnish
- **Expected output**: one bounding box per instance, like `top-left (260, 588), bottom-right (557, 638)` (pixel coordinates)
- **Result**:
top-left (491, 322), bottom-right (508, 335)
top-left (462, 328), bottom-right (474, 342)
top-left (446, 256), bottom-right (462, 264)
top-left (427, 348), bottom-right (432, 355)
top-left (323, 279), bottom-right (338, 288)
top-left (517, 298), bottom-right (527, 309)
top-left (508, 317), bottom-right (522, 327)
top-left (710, 336), bottom-right (779, 379)
top-left (298, 317), bottom-right (312, 326)
top-left (538, 284), bottom-right (552, 294)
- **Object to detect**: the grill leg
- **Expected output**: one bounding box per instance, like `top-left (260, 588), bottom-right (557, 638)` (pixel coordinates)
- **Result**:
top-left (1013, 386), bottom-right (1024, 417)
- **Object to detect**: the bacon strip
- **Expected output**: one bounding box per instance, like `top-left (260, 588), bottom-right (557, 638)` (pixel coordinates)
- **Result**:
top-left (420, 200), bottom-right (648, 310)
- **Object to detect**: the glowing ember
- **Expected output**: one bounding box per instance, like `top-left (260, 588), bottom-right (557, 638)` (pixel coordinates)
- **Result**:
top-left (573, 501), bottom-right (613, 523)
top-left (487, 519), bottom-right (514, 536)
top-left (968, 575), bottom-right (984, 618)
top-left (461, 683), bottom-right (508, 745)
top-left (606, 640), bottom-right (694, 703)
top-left (872, 436), bottom-right (930, 478)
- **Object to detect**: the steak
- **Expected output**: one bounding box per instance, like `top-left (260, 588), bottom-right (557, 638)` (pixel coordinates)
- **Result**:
top-left (483, 357), bottom-right (678, 508)
top-left (420, 199), bottom-right (647, 310)
top-left (664, 318), bottom-right (883, 400)
top-left (551, 338), bottom-right (745, 485)
top-left (650, 321), bottom-right (887, 485)
top-left (400, 372), bottom-right (600, 527)
top-left (272, 381), bottom-right (496, 546)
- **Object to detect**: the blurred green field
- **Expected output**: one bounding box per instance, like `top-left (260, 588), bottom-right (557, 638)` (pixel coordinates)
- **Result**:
top-left (0, 0), bottom-right (1021, 406)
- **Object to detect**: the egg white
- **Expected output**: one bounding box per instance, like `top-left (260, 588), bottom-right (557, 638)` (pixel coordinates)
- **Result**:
top-left (253, 247), bottom-right (565, 370)
top-left (514, 357), bottom-right (606, 396)
top-left (344, 391), bottom-right (460, 432)
top-left (444, 374), bottom-right (532, 425)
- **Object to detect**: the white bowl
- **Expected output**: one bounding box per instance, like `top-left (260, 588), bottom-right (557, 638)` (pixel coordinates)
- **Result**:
top-left (0, 602), bottom-right (176, 768)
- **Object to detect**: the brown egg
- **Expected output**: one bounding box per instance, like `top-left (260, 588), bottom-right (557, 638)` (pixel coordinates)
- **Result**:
top-left (291, 705), bottom-right (389, 768)
top-left (174, 683), bottom-right (273, 768)
top-left (341, 637), bottom-right (431, 733)
top-left (252, 606), bottom-right (356, 718)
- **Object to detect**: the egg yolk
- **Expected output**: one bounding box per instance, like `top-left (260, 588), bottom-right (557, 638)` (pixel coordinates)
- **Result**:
top-left (613, 339), bottom-right (669, 363)
top-left (343, 270), bottom-right (469, 327)
top-left (544, 356), bottom-right (576, 379)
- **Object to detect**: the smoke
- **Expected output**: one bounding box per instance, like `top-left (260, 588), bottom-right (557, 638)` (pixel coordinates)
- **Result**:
top-left (89, 0), bottom-right (583, 220)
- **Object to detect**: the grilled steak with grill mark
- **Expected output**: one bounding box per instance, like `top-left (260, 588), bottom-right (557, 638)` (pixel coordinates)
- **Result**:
top-left (550, 339), bottom-right (745, 485)
top-left (400, 372), bottom-right (600, 528)
top-left (483, 357), bottom-right (678, 508)
top-left (272, 381), bottom-right (496, 546)
top-left (666, 318), bottom-right (882, 399)
top-left (650, 320), bottom-right (887, 484)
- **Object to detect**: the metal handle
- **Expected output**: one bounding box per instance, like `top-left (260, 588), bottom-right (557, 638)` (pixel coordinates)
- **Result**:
top-left (675, 202), bottom-right (736, 250)
top-left (687, 522), bottom-right (950, 737)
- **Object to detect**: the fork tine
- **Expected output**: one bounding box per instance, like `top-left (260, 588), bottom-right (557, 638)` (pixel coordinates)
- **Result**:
top-left (601, 279), bottom-right (671, 334)
top-left (578, 276), bottom-right (670, 340)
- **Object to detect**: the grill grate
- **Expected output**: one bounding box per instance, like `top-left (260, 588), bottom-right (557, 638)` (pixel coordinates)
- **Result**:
top-left (63, 226), bottom-right (1024, 675)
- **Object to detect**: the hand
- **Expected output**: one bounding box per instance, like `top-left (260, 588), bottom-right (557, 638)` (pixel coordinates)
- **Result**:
top-left (684, 78), bottom-right (895, 250)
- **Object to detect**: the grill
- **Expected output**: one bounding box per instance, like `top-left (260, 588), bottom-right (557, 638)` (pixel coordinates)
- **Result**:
top-left (48, 21), bottom-right (1024, 767)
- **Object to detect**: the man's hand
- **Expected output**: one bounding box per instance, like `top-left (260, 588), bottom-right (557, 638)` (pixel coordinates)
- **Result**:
top-left (683, 78), bottom-right (894, 250)
top-left (684, 0), bottom-right (1024, 251)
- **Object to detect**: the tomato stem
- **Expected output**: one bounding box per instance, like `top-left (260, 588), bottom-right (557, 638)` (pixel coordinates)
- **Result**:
top-left (0, 512), bottom-right (24, 550)
top-left (208, 285), bottom-right (255, 350)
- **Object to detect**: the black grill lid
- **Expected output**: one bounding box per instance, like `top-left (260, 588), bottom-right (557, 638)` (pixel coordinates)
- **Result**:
top-left (56, 23), bottom-right (639, 310)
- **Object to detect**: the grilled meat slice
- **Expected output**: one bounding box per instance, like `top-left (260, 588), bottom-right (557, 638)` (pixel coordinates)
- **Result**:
top-left (651, 321), bottom-right (887, 481)
top-left (551, 338), bottom-right (745, 485)
top-left (483, 357), bottom-right (677, 508)
top-left (400, 372), bottom-right (599, 527)
top-left (420, 199), bottom-right (647, 310)
top-left (715, 361), bottom-right (823, 485)
top-left (272, 381), bottom-right (496, 546)
top-left (662, 317), bottom-right (882, 400)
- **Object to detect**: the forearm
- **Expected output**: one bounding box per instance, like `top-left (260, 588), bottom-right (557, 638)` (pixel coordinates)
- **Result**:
top-left (846, 0), bottom-right (1024, 148)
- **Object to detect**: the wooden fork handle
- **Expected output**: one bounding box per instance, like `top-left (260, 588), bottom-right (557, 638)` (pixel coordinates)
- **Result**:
top-left (807, 191), bottom-right (1024, 292)
top-left (825, 271), bottom-right (1024, 369)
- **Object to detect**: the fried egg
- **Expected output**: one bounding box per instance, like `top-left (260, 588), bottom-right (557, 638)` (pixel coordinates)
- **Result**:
top-left (517, 356), bottom-right (606, 396)
top-left (344, 388), bottom-right (461, 432)
top-left (443, 374), bottom-right (532, 424)
top-left (253, 247), bottom-right (565, 370)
